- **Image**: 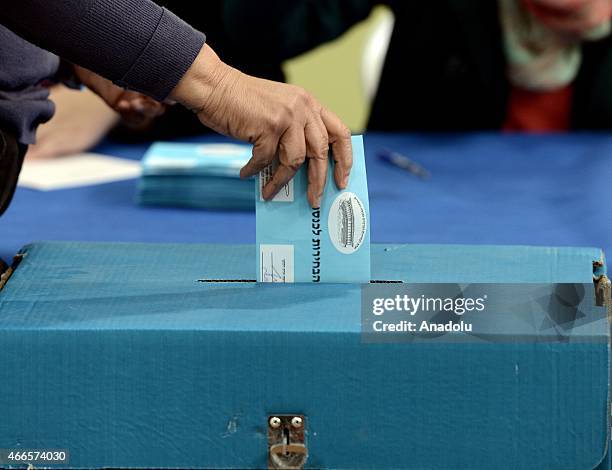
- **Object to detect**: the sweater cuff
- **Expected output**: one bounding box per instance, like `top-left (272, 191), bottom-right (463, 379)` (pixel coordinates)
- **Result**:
top-left (116, 8), bottom-right (206, 101)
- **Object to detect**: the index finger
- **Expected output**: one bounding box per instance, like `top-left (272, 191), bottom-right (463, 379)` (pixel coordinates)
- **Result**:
top-left (321, 107), bottom-right (352, 189)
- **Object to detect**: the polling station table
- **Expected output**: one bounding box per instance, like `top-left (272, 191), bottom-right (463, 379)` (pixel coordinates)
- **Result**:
top-left (1, 133), bottom-right (611, 470)
top-left (2, 132), bottom-right (612, 260)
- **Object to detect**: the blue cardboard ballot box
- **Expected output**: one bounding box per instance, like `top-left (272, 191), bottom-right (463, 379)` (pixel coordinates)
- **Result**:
top-left (0, 242), bottom-right (609, 469)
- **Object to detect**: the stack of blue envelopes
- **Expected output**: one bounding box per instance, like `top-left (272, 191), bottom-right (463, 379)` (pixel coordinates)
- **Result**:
top-left (137, 142), bottom-right (254, 210)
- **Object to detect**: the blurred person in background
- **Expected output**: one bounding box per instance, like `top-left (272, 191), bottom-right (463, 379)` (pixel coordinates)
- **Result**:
top-left (225, 0), bottom-right (612, 132)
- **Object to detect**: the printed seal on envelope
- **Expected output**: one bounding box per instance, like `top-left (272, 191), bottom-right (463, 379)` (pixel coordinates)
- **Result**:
top-left (328, 191), bottom-right (367, 254)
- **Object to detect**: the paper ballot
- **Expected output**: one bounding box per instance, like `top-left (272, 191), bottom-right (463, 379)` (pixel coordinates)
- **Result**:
top-left (256, 135), bottom-right (370, 283)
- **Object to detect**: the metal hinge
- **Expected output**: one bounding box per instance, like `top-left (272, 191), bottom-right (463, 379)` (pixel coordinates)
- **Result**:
top-left (268, 415), bottom-right (307, 469)
top-left (0, 254), bottom-right (23, 292)
top-left (594, 268), bottom-right (612, 323)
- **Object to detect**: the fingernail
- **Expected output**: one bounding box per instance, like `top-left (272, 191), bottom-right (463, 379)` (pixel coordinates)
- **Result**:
top-left (307, 187), bottom-right (321, 208)
top-left (240, 169), bottom-right (255, 180)
top-left (342, 175), bottom-right (349, 189)
top-left (262, 186), bottom-right (272, 200)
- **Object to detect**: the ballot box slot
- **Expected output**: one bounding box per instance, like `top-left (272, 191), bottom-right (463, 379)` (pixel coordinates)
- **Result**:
top-left (0, 253), bottom-right (24, 292)
top-left (197, 280), bottom-right (404, 283)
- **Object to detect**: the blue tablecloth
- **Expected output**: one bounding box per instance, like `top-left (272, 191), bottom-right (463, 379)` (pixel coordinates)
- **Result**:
top-left (2, 132), bottom-right (611, 262)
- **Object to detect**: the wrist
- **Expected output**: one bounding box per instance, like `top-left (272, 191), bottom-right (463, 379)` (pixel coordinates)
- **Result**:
top-left (170, 44), bottom-right (229, 114)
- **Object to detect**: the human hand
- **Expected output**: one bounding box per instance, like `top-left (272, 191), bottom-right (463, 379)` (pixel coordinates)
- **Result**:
top-left (74, 65), bottom-right (167, 129)
top-left (170, 44), bottom-right (352, 208)
top-left (26, 85), bottom-right (119, 159)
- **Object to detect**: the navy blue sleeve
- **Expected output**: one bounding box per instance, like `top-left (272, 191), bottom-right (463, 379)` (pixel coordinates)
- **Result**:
top-left (0, 0), bottom-right (206, 100)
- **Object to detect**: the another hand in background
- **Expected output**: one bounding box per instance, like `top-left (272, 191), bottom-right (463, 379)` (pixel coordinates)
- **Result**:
top-left (26, 85), bottom-right (120, 160)
top-left (171, 44), bottom-right (353, 208)
top-left (28, 67), bottom-right (169, 160)
top-left (74, 66), bottom-right (167, 129)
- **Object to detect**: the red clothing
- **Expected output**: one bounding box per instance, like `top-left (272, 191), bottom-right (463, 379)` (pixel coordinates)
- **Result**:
top-left (503, 84), bottom-right (574, 132)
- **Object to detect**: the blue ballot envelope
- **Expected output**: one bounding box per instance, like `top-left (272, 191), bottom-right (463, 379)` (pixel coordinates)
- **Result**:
top-left (256, 135), bottom-right (371, 283)
top-left (0, 241), bottom-right (610, 470)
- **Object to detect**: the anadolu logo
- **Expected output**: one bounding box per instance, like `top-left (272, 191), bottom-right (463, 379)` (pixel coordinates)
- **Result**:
top-left (328, 192), bottom-right (367, 254)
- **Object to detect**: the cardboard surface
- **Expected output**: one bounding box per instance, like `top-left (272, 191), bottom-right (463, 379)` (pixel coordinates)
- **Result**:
top-left (0, 242), bottom-right (608, 469)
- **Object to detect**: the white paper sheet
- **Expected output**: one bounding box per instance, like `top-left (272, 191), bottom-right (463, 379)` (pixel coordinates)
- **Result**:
top-left (18, 153), bottom-right (141, 191)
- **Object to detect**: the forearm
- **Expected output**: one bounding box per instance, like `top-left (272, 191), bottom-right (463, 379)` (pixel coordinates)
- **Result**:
top-left (0, 0), bottom-right (205, 101)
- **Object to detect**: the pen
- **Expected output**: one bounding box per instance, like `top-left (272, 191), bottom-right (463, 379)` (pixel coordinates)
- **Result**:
top-left (377, 149), bottom-right (431, 180)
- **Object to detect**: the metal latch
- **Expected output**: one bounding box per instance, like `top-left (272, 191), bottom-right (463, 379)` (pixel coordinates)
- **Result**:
top-left (594, 259), bottom-right (611, 323)
top-left (595, 273), bottom-right (612, 322)
top-left (268, 415), bottom-right (307, 469)
top-left (0, 254), bottom-right (23, 292)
